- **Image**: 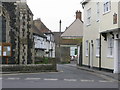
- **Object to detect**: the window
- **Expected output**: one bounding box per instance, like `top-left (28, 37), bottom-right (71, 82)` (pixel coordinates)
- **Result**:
top-left (87, 8), bottom-right (91, 25)
top-left (96, 39), bottom-right (100, 57)
top-left (86, 40), bottom-right (89, 56)
top-left (108, 36), bottom-right (114, 57)
top-left (75, 49), bottom-right (78, 55)
top-left (2, 16), bottom-right (6, 42)
top-left (96, 2), bottom-right (100, 21)
top-left (103, 0), bottom-right (111, 13)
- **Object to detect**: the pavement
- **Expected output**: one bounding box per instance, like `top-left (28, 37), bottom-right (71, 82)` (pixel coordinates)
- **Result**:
top-left (65, 64), bottom-right (120, 81)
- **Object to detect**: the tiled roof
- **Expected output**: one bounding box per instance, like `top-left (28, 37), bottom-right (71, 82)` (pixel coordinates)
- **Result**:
top-left (32, 24), bottom-right (46, 38)
top-left (60, 38), bottom-right (82, 45)
top-left (53, 32), bottom-right (82, 45)
top-left (33, 19), bottom-right (51, 34)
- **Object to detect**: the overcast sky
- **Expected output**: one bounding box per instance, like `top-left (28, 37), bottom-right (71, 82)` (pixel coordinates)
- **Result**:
top-left (27, 0), bottom-right (83, 32)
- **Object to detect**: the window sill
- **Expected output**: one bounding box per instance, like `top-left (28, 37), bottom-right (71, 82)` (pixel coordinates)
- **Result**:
top-left (96, 55), bottom-right (100, 58)
top-left (103, 10), bottom-right (111, 15)
top-left (86, 24), bottom-right (91, 27)
top-left (86, 55), bottom-right (88, 57)
top-left (107, 56), bottom-right (114, 58)
top-left (96, 20), bottom-right (99, 22)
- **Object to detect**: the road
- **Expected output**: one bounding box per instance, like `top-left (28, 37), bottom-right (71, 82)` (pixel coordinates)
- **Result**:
top-left (1, 64), bottom-right (119, 88)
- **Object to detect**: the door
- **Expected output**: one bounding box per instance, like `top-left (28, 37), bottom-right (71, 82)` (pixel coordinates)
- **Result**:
top-left (90, 43), bottom-right (94, 68)
top-left (77, 44), bottom-right (82, 66)
top-left (118, 40), bottom-right (120, 73)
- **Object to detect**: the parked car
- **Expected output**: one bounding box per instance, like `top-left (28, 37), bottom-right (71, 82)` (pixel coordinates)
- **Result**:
top-left (70, 55), bottom-right (77, 61)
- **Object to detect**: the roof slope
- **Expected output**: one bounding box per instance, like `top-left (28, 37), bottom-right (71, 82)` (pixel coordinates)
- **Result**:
top-left (34, 19), bottom-right (50, 34)
top-left (32, 24), bottom-right (46, 38)
top-left (61, 19), bottom-right (83, 39)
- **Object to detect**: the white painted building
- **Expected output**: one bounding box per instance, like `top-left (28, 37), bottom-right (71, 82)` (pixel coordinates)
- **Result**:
top-left (82, 0), bottom-right (120, 73)
top-left (32, 25), bottom-right (47, 57)
top-left (44, 32), bottom-right (55, 58)
top-left (32, 19), bottom-right (55, 58)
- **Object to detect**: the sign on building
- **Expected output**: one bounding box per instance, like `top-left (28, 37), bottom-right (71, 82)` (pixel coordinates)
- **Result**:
top-left (3, 46), bottom-right (11, 56)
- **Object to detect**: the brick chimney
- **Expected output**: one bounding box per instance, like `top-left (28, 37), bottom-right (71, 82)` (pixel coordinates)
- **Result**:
top-left (76, 10), bottom-right (82, 20)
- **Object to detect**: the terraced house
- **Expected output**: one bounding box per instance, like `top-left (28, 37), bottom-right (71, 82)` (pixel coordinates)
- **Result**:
top-left (0, 0), bottom-right (34, 64)
top-left (82, 0), bottom-right (120, 73)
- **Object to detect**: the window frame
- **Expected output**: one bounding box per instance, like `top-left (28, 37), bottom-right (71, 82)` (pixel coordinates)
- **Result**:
top-left (103, 0), bottom-right (111, 14)
top-left (86, 8), bottom-right (91, 26)
top-left (96, 2), bottom-right (100, 22)
top-left (107, 35), bottom-right (114, 58)
top-left (86, 40), bottom-right (89, 56)
top-left (96, 39), bottom-right (100, 57)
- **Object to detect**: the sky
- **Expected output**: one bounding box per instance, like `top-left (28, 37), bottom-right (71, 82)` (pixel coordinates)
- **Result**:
top-left (27, 0), bottom-right (83, 32)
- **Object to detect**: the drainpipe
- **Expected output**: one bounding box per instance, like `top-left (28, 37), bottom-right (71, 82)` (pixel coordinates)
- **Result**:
top-left (99, 34), bottom-right (102, 70)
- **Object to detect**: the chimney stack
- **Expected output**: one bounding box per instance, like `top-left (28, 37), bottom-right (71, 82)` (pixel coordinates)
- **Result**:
top-left (76, 10), bottom-right (82, 20)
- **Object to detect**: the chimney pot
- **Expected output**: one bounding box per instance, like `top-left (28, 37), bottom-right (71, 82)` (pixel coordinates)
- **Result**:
top-left (76, 10), bottom-right (82, 20)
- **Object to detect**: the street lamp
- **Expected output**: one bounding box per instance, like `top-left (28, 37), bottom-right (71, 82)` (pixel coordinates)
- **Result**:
top-left (59, 20), bottom-right (62, 62)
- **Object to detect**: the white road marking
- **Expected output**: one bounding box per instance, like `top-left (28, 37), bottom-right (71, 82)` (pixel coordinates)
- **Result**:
top-left (64, 79), bottom-right (77, 81)
top-left (44, 78), bottom-right (58, 81)
top-left (25, 78), bottom-right (41, 80)
top-left (80, 80), bottom-right (94, 82)
top-left (7, 78), bottom-right (20, 80)
top-left (99, 80), bottom-right (113, 82)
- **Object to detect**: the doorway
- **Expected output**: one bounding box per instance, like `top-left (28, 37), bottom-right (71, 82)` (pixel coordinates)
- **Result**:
top-left (90, 43), bottom-right (94, 68)
top-left (118, 40), bottom-right (120, 73)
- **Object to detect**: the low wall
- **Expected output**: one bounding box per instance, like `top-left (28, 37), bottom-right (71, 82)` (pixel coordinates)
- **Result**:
top-left (2, 64), bottom-right (57, 73)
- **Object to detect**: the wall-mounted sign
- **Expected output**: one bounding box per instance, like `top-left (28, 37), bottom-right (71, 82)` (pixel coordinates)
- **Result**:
top-left (0, 43), bottom-right (12, 64)
top-left (3, 45), bottom-right (11, 57)
top-left (2, 43), bottom-right (12, 57)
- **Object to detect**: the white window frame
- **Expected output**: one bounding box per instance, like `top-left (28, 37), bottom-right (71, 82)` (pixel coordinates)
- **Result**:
top-left (86, 8), bottom-right (91, 26)
top-left (86, 40), bottom-right (89, 56)
top-left (107, 35), bottom-right (114, 57)
top-left (96, 2), bottom-right (100, 22)
top-left (96, 39), bottom-right (100, 57)
top-left (103, 0), bottom-right (111, 14)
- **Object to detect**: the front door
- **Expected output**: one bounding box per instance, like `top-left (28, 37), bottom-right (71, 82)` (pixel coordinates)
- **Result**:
top-left (90, 44), bottom-right (94, 68)
top-left (118, 40), bottom-right (120, 73)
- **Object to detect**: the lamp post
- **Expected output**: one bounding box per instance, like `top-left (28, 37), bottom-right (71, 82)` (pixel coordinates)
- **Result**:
top-left (59, 20), bottom-right (62, 62)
